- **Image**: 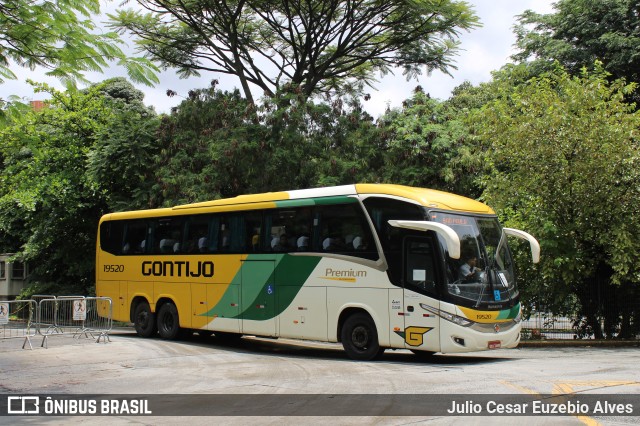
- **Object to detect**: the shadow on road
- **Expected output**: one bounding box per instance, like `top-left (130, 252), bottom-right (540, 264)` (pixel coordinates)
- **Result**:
top-left (111, 328), bottom-right (513, 365)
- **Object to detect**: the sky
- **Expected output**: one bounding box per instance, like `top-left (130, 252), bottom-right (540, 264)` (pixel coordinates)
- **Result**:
top-left (1, 1), bottom-right (556, 118)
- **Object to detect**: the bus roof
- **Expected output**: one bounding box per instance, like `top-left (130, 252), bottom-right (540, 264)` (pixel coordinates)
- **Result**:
top-left (355, 184), bottom-right (493, 214)
top-left (102, 184), bottom-right (493, 221)
top-left (174, 184), bottom-right (493, 214)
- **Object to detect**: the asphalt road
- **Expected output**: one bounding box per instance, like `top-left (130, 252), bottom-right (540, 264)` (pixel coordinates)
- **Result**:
top-left (0, 329), bottom-right (638, 425)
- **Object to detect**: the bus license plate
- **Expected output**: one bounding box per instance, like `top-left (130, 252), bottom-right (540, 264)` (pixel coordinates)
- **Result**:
top-left (488, 341), bottom-right (501, 349)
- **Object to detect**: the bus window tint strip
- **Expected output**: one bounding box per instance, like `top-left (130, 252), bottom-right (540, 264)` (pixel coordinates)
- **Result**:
top-left (100, 203), bottom-right (378, 260)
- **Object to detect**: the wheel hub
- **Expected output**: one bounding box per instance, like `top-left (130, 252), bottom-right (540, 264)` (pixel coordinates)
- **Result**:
top-left (352, 325), bottom-right (369, 349)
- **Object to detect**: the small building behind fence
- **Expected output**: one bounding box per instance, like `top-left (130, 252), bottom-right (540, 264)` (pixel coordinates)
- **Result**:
top-left (0, 254), bottom-right (29, 300)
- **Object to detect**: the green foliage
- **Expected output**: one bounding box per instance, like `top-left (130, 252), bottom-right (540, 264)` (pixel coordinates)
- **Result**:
top-left (0, 78), bottom-right (159, 295)
top-left (0, 82), bottom-right (110, 291)
top-left (87, 78), bottom-right (160, 211)
top-left (470, 64), bottom-right (640, 337)
top-left (152, 85), bottom-right (382, 203)
top-left (110, 0), bottom-right (479, 104)
top-left (513, 0), bottom-right (640, 95)
top-left (0, 96), bottom-right (33, 128)
top-left (377, 89), bottom-right (478, 196)
top-left (152, 82), bottom-right (482, 207)
top-left (0, 0), bottom-right (158, 86)
top-left (152, 87), bottom-right (266, 204)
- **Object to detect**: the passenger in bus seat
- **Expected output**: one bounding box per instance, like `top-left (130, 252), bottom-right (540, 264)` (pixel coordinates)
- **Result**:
top-left (198, 237), bottom-right (208, 253)
top-left (273, 234), bottom-right (291, 252)
top-left (159, 239), bottom-right (175, 253)
top-left (322, 237), bottom-right (331, 250)
top-left (251, 230), bottom-right (260, 251)
top-left (353, 236), bottom-right (369, 250)
top-left (296, 236), bottom-right (309, 251)
top-left (323, 235), bottom-right (345, 251)
top-left (221, 230), bottom-right (230, 250)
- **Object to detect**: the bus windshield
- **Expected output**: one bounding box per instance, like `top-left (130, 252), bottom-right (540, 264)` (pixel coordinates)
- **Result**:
top-left (430, 212), bottom-right (517, 308)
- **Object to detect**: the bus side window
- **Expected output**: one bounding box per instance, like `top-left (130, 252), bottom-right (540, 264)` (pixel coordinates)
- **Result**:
top-left (293, 208), bottom-right (312, 252)
top-left (100, 221), bottom-right (125, 255)
top-left (184, 214), bottom-right (212, 253)
top-left (123, 220), bottom-right (148, 254)
top-left (219, 215), bottom-right (247, 252)
top-left (317, 203), bottom-right (377, 260)
top-left (266, 207), bottom-right (312, 253)
top-left (216, 216), bottom-right (231, 253)
top-left (244, 211), bottom-right (262, 252)
top-left (153, 217), bottom-right (184, 254)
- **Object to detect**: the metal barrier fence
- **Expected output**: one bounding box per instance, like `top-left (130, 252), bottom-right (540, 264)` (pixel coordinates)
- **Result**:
top-left (0, 300), bottom-right (37, 349)
top-left (32, 294), bottom-right (58, 335)
top-left (521, 313), bottom-right (577, 340)
top-left (0, 296), bottom-right (112, 350)
top-left (521, 312), bottom-right (639, 341)
top-left (35, 295), bottom-right (86, 335)
top-left (38, 297), bottom-right (113, 348)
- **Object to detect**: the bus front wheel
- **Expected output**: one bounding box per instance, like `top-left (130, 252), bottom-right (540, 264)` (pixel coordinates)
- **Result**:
top-left (133, 301), bottom-right (156, 337)
top-left (157, 302), bottom-right (181, 340)
top-left (341, 313), bottom-right (384, 361)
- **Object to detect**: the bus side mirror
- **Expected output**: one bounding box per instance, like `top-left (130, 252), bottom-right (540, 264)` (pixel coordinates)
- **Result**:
top-left (387, 220), bottom-right (461, 260)
top-left (503, 228), bottom-right (540, 264)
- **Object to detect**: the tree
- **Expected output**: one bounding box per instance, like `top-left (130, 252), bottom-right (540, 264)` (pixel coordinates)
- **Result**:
top-left (152, 86), bottom-right (266, 204)
top-left (378, 88), bottom-right (478, 196)
top-left (151, 84), bottom-right (380, 204)
top-left (512, 0), bottom-right (640, 87)
top-left (0, 0), bottom-right (158, 86)
top-left (87, 78), bottom-right (161, 211)
top-left (0, 79), bottom-right (158, 294)
top-left (109, 0), bottom-right (480, 105)
top-left (470, 64), bottom-right (640, 338)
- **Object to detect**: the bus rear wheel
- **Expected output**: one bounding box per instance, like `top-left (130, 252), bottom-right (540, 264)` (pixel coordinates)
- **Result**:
top-left (157, 302), bottom-right (181, 340)
top-left (133, 301), bottom-right (156, 337)
top-left (341, 313), bottom-right (384, 361)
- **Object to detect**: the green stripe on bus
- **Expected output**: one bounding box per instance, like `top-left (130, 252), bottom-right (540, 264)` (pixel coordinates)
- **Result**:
top-left (202, 254), bottom-right (321, 320)
top-left (273, 199), bottom-right (316, 208)
top-left (497, 303), bottom-right (520, 320)
top-left (273, 196), bottom-right (356, 208)
top-left (312, 196), bottom-right (357, 205)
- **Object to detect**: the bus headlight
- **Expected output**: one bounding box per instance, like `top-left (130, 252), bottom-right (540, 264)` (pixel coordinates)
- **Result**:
top-left (419, 303), bottom-right (474, 327)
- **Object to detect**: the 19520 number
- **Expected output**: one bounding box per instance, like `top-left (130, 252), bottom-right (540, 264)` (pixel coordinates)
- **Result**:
top-left (104, 265), bottom-right (125, 273)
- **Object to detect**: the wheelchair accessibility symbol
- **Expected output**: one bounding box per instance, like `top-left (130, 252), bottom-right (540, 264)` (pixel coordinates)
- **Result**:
top-left (267, 285), bottom-right (274, 295)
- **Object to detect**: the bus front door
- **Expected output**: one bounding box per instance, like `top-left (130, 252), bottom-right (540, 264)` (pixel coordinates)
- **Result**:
top-left (403, 237), bottom-right (441, 353)
top-left (240, 259), bottom-right (277, 337)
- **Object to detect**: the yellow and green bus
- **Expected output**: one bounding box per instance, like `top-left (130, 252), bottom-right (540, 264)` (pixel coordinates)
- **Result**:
top-left (96, 184), bottom-right (539, 360)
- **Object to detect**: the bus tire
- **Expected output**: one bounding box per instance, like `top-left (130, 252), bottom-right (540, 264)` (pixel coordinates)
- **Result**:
top-left (133, 301), bottom-right (156, 337)
top-left (341, 313), bottom-right (384, 361)
top-left (157, 302), bottom-right (181, 340)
